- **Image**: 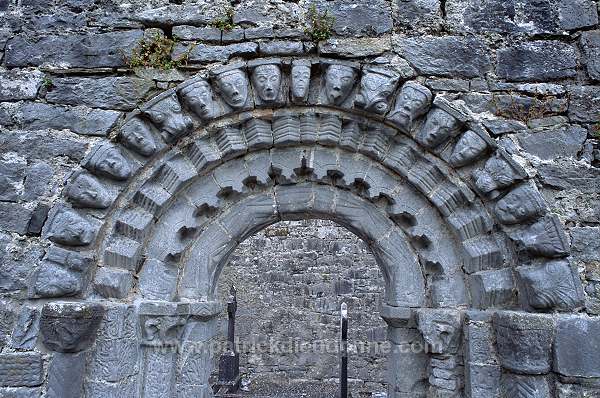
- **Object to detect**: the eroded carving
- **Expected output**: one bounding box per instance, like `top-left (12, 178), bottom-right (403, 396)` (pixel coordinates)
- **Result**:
top-left (40, 302), bottom-right (105, 353)
top-left (354, 66), bottom-right (400, 114)
top-left (473, 155), bottom-right (521, 199)
top-left (417, 310), bottom-right (462, 355)
top-left (513, 215), bottom-right (570, 258)
top-left (179, 80), bottom-right (218, 121)
top-left (212, 64), bottom-right (250, 110)
top-left (416, 108), bottom-right (462, 149)
top-left (249, 59), bottom-right (282, 105)
top-left (65, 172), bottom-right (113, 209)
top-left (387, 81), bottom-right (432, 133)
top-left (142, 93), bottom-right (193, 142)
top-left (322, 63), bottom-right (357, 106)
top-left (517, 260), bottom-right (584, 311)
top-left (83, 143), bottom-right (132, 181)
top-left (449, 130), bottom-right (489, 167)
top-left (119, 117), bottom-right (158, 157)
top-left (495, 185), bottom-right (546, 225)
top-left (45, 208), bottom-right (97, 246)
top-left (139, 304), bottom-right (187, 347)
top-left (291, 59), bottom-right (311, 103)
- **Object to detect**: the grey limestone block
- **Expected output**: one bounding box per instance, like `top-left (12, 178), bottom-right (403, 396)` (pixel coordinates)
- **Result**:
top-left (46, 352), bottom-right (86, 398)
top-left (90, 338), bottom-right (139, 383)
top-left (493, 311), bottom-right (554, 375)
top-left (259, 40), bottom-right (304, 56)
top-left (501, 373), bottom-right (550, 398)
top-left (172, 26), bottom-right (223, 42)
top-left (0, 202), bottom-right (34, 235)
top-left (558, 0), bottom-right (599, 30)
top-left (94, 267), bottom-right (133, 299)
top-left (517, 126), bottom-right (588, 160)
top-left (464, 362), bottom-right (501, 398)
top-left (139, 258), bottom-right (178, 301)
top-left (129, 4), bottom-right (211, 26)
top-left (554, 315), bottom-right (600, 380)
top-left (497, 41), bottom-right (577, 82)
top-left (103, 236), bottom-right (142, 271)
top-left (469, 268), bottom-right (516, 309)
top-left (0, 69), bottom-right (43, 101)
top-left (28, 202), bottom-right (50, 235)
top-left (568, 85), bottom-right (600, 123)
top-left (174, 42), bottom-right (258, 64)
top-left (9, 305), bottom-right (40, 350)
top-left (580, 31), bottom-right (600, 81)
top-left (0, 387), bottom-right (42, 398)
top-left (0, 353), bottom-right (43, 387)
top-left (416, 309), bottom-right (463, 355)
top-left (397, 36), bottom-right (492, 78)
top-left (316, 0), bottom-right (393, 36)
top-left (571, 226), bottom-right (600, 263)
top-left (5, 30), bottom-right (143, 68)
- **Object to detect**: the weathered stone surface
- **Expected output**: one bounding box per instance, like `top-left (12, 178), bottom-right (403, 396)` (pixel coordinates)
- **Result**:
top-left (18, 103), bottom-right (121, 136)
top-left (581, 31), bottom-right (600, 81)
top-left (0, 353), bottom-right (43, 387)
top-left (554, 316), bottom-right (600, 379)
top-left (0, 157), bottom-right (26, 202)
top-left (469, 268), bottom-right (515, 309)
top-left (46, 352), bottom-right (86, 398)
top-left (258, 40), bottom-right (304, 55)
top-left (0, 236), bottom-right (45, 295)
top-left (0, 130), bottom-right (88, 162)
top-left (537, 162), bottom-right (600, 193)
top-left (558, 0), bottom-right (599, 30)
top-left (517, 126), bottom-right (587, 160)
top-left (571, 227), bottom-right (600, 263)
top-left (494, 311), bottom-right (554, 375)
top-left (0, 69), bottom-right (43, 101)
top-left (27, 202), bottom-right (49, 236)
top-left (465, 362), bottom-right (501, 398)
top-left (318, 0), bottom-right (393, 36)
top-left (568, 85), bottom-right (600, 123)
top-left (502, 374), bottom-right (550, 398)
top-left (94, 267), bottom-right (133, 299)
top-left (0, 202), bottom-right (33, 235)
top-left (395, 0), bottom-right (441, 29)
top-left (497, 41), bottom-right (578, 82)
top-left (90, 338), bottom-right (139, 382)
top-left (172, 26), bottom-right (223, 42)
top-left (5, 30), bottom-right (143, 68)
top-left (46, 76), bottom-right (154, 111)
top-left (416, 309), bottom-right (462, 354)
top-left (129, 4), bottom-right (211, 26)
top-left (320, 37), bottom-right (392, 58)
top-left (446, 0), bottom-right (560, 34)
top-left (9, 305), bottom-right (40, 350)
top-left (22, 162), bottom-right (53, 202)
top-left (396, 36), bottom-right (491, 78)
top-left (40, 302), bottom-right (104, 352)
top-left (173, 42), bottom-right (258, 64)
top-left (0, 387), bottom-right (43, 398)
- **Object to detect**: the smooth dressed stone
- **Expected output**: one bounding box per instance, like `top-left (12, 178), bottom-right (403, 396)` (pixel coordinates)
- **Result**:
top-left (554, 316), bottom-right (600, 379)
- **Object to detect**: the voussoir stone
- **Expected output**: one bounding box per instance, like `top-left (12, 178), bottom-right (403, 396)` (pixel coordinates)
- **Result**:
top-left (447, 0), bottom-right (558, 34)
top-left (580, 31), bottom-right (600, 81)
top-left (17, 103), bottom-right (121, 136)
top-left (517, 126), bottom-right (588, 160)
top-left (46, 76), bottom-right (155, 111)
top-left (395, 36), bottom-right (492, 78)
top-left (5, 30), bottom-right (143, 68)
top-left (497, 41), bottom-right (577, 82)
top-left (554, 316), bottom-right (600, 379)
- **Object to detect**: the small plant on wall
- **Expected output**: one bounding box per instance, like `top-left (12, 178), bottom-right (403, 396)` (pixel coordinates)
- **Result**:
top-left (125, 33), bottom-right (191, 70)
top-left (210, 7), bottom-right (236, 31)
top-left (304, 3), bottom-right (335, 42)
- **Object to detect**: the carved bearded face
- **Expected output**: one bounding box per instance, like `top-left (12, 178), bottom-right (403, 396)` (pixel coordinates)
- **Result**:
top-left (120, 118), bottom-right (157, 157)
top-left (215, 69), bottom-right (249, 109)
top-left (66, 173), bottom-right (112, 209)
top-left (291, 64), bottom-right (311, 102)
top-left (181, 81), bottom-right (215, 120)
top-left (47, 210), bottom-right (95, 246)
top-left (495, 186), bottom-right (544, 225)
top-left (417, 108), bottom-right (461, 148)
top-left (354, 70), bottom-right (399, 114)
top-left (324, 64), bottom-right (356, 105)
top-left (449, 130), bottom-right (488, 167)
top-left (252, 64), bottom-right (281, 102)
top-left (144, 94), bottom-right (193, 141)
top-left (389, 84), bottom-right (432, 132)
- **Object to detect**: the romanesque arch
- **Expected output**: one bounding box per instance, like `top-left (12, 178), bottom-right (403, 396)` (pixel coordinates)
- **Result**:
top-left (32, 56), bottom-right (584, 398)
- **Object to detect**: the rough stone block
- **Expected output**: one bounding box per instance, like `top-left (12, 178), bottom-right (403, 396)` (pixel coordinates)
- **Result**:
top-left (46, 352), bottom-right (86, 398)
top-left (317, 0), bottom-right (393, 36)
top-left (0, 353), bottom-right (43, 387)
top-left (464, 362), bottom-right (501, 398)
top-left (320, 37), bottom-right (392, 58)
top-left (469, 269), bottom-right (516, 309)
top-left (9, 305), bottom-right (40, 350)
top-left (18, 102), bottom-right (121, 136)
top-left (0, 202), bottom-right (33, 235)
top-left (0, 69), bottom-right (43, 101)
top-left (559, 1), bottom-right (599, 30)
top-left (396, 36), bottom-right (491, 78)
top-left (501, 374), bottom-right (550, 398)
top-left (517, 126), bottom-right (587, 160)
top-left (103, 237), bottom-right (142, 271)
top-left (581, 31), bottom-right (600, 81)
top-left (94, 267), bottom-right (133, 299)
top-left (497, 41), bottom-right (577, 82)
top-left (130, 4), bottom-right (211, 26)
top-left (172, 26), bottom-right (222, 42)
top-left (174, 42), bottom-right (258, 64)
top-left (493, 311), bottom-right (554, 375)
top-left (0, 387), bottom-right (42, 398)
top-left (5, 30), bottom-right (143, 68)
top-left (395, 0), bottom-right (442, 29)
top-left (46, 76), bottom-right (155, 111)
top-left (0, 157), bottom-right (26, 202)
top-left (259, 40), bottom-right (304, 55)
top-left (571, 227), bottom-right (600, 263)
top-left (554, 316), bottom-right (600, 379)
top-left (567, 86), bottom-right (600, 123)
top-left (416, 309), bottom-right (462, 354)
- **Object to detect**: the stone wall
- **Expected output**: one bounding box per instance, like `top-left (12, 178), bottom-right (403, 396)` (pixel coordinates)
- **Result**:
top-left (216, 220), bottom-right (387, 394)
top-left (0, 0), bottom-right (599, 397)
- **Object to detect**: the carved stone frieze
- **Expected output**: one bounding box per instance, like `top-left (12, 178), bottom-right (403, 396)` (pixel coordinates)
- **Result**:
top-left (249, 58), bottom-right (284, 106)
top-left (65, 171), bottom-right (114, 209)
top-left (387, 81), bottom-right (432, 133)
top-left (179, 79), bottom-right (221, 121)
top-left (473, 155), bottom-right (522, 199)
top-left (290, 59), bottom-right (311, 104)
top-left (211, 62), bottom-right (251, 111)
top-left (416, 107), bottom-right (463, 149)
top-left (142, 93), bottom-right (193, 143)
top-left (416, 309), bottom-right (463, 355)
top-left (354, 66), bottom-right (400, 115)
top-left (83, 143), bottom-right (133, 181)
top-left (119, 117), bottom-right (159, 157)
top-left (320, 62), bottom-right (358, 106)
top-left (449, 129), bottom-right (489, 167)
top-left (512, 215), bottom-right (570, 258)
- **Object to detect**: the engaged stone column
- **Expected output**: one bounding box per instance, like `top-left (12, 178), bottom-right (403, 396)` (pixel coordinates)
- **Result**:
top-left (381, 305), bottom-right (428, 398)
top-left (176, 301), bottom-right (222, 398)
top-left (138, 301), bottom-right (188, 398)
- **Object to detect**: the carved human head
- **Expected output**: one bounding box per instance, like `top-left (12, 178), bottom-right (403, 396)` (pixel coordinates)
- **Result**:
top-left (518, 260), bottom-right (582, 311)
top-left (323, 64), bottom-right (357, 105)
top-left (84, 144), bottom-right (131, 181)
top-left (416, 108), bottom-right (462, 148)
top-left (472, 156), bottom-right (519, 199)
top-left (143, 93), bottom-right (193, 142)
top-left (495, 185), bottom-right (546, 225)
top-left (388, 81), bottom-right (432, 133)
top-left (119, 117), bottom-right (157, 157)
top-left (251, 62), bottom-right (282, 103)
top-left (214, 67), bottom-right (249, 109)
top-left (354, 67), bottom-right (400, 114)
top-left (46, 208), bottom-right (96, 246)
top-left (449, 130), bottom-right (488, 167)
top-left (180, 80), bottom-right (216, 121)
top-left (417, 310), bottom-right (462, 355)
top-left (66, 172), bottom-right (112, 209)
top-left (291, 60), bottom-right (311, 103)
